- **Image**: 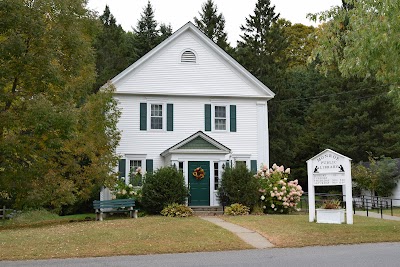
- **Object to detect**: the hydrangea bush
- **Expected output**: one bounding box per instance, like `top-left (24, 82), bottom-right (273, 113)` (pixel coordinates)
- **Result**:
top-left (256, 163), bottom-right (303, 214)
top-left (113, 166), bottom-right (143, 201)
top-left (112, 179), bottom-right (142, 200)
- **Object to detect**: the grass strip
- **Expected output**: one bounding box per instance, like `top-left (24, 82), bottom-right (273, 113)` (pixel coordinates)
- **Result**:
top-left (222, 214), bottom-right (400, 247)
top-left (0, 216), bottom-right (250, 260)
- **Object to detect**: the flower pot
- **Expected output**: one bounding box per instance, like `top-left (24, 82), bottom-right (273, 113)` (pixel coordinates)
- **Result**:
top-left (316, 208), bottom-right (345, 224)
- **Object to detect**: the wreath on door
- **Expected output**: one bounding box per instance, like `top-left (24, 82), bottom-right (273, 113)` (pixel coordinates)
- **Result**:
top-left (192, 167), bottom-right (205, 180)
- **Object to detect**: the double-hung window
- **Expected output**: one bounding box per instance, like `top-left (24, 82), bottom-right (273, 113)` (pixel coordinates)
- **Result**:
top-left (129, 160), bottom-right (143, 186)
top-left (150, 104), bottom-right (163, 130)
top-left (205, 104), bottom-right (236, 132)
top-left (214, 106), bottom-right (227, 131)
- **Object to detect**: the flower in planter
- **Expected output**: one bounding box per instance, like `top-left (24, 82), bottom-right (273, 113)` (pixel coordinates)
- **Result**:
top-left (321, 199), bottom-right (341, 209)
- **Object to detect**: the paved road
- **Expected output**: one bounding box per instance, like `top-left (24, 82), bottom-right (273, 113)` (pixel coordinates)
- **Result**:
top-left (2, 242), bottom-right (400, 267)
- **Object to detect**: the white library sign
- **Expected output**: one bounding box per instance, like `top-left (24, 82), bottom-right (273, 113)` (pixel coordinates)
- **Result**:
top-left (307, 149), bottom-right (353, 224)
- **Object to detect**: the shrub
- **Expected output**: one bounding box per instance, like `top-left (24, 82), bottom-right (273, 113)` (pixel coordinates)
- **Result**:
top-left (217, 164), bottom-right (259, 208)
top-left (141, 166), bottom-right (188, 214)
top-left (257, 164), bottom-right (303, 214)
top-left (112, 179), bottom-right (137, 199)
top-left (10, 209), bottom-right (58, 224)
top-left (160, 203), bottom-right (193, 217)
top-left (224, 203), bottom-right (250, 216)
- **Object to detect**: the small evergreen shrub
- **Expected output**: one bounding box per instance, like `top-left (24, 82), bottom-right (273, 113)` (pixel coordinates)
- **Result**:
top-left (224, 203), bottom-right (250, 216)
top-left (141, 166), bottom-right (188, 214)
top-left (160, 203), bottom-right (193, 217)
top-left (217, 164), bottom-right (259, 208)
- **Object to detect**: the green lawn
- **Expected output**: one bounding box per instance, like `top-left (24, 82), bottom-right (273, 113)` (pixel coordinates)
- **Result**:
top-left (0, 216), bottom-right (250, 260)
top-left (2, 211), bottom-right (400, 261)
top-left (222, 214), bottom-right (400, 247)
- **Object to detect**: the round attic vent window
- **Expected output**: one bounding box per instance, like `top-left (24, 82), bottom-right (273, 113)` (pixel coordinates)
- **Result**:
top-left (181, 50), bottom-right (196, 63)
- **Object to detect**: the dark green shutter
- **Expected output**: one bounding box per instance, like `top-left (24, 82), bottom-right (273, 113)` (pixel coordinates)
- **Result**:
top-left (167, 104), bottom-right (173, 131)
top-left (140, 103), bottom-right (147, 130)
top-left (118, 159), bottom-right (126, 178)
top-left (146, 159), bottom-right (153, 174)
top-left (230, 105), bottom-right (236, 132)
top-left (205, 104), bottom-right (211, 131)
top-left (251, 160), bottom-right (257, 174)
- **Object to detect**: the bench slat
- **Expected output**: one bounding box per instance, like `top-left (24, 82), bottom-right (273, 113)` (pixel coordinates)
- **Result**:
top-left (93, 199), bottom-right (138, 221)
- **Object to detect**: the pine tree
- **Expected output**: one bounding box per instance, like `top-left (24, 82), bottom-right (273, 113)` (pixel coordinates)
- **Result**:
top-left (236, 0), bottom-right (289, 85)
top-left (158, 23), bottom-right (173, 43)
top-left (194, 0), bottom-right (230, 50)
top-left (134, 1), bottom-right (160, 58)
top-left (94, 5), bottom-right (137, 91)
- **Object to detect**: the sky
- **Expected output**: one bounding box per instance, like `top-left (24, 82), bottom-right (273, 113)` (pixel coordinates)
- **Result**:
top-left (87, 0), bottom-right (342, 45)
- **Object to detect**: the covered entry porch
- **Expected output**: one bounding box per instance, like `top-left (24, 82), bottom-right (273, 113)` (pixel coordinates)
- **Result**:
top-left (161, 131), bottom-right (231, 207)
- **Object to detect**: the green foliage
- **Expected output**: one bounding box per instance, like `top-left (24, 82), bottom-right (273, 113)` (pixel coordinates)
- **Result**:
top-left (257, 164), bottom-right (303, 214)
top-left (112, 179), bottom-right (140, 200)
top-left (133, 1), bottom-right (172, 58)
top-left (284, 23), bottom-right (316, 69)
top-left (218, 164), bottom-right (259, 208)
top-left (352, 156), bottom-right (400, 197)
top-left (93, 5), bottom-right (137, 91)
top-left (194, 0), bottom-right (230, 51)
top-left (0, 0), bottom-right (120, 213)
top-left (236, 0), bottom-right (289, 83)
top-left (309, 0), bottom-right (400, 85)
top-left (10, 209), bottom-right (59, 224)
top-left (141, 167), bottom-right (188, 214)
top-left (224, 203), bottom-right (250, 216)
top-left (160, 203), bottom-right (193, 218)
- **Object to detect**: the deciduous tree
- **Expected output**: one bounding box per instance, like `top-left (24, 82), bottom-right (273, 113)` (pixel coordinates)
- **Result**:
top-left (0, 0), bottom-right (120, 212)
top-left (309, 0), bottom-right (400, 85)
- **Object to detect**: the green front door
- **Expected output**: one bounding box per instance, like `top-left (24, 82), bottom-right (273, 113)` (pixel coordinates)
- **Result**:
top-left (188, 161), bottom-right (210, 206)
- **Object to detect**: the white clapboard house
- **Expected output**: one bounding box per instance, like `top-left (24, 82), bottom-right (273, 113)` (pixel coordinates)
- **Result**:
top-left (103, 22), bottom-right (275, 206)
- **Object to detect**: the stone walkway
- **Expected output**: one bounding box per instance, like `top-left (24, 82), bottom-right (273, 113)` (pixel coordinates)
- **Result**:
top-left (200, 216), bottom-right (274, 249)
top-left (355, 210), bottom-right (400, 221)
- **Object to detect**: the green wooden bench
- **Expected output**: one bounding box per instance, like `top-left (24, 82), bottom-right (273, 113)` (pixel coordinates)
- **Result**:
top-left (93, 199), bottom-right (138, 221)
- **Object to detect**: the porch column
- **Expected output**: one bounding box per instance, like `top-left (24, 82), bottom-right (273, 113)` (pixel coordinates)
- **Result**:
top-left (257, 101), bottom-right (269, 168)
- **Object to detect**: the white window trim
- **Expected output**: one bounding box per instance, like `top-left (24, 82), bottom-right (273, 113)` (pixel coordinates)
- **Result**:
top-left (211, 103), bottom-right (230, 132)
top-left (232, 155), bottom-right (251, 170)
top-left (147, 102), bottom-right (166, 131)
top-left (125, 154), bottom-right (146, 185)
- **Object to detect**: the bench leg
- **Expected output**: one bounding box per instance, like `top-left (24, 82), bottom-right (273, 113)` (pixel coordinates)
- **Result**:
top-left (95, 209), bottom-right (100, 221)
top-left (133, 210), bottom-right (138, 219)
top-left (100, 211), bottom-right (103, 221)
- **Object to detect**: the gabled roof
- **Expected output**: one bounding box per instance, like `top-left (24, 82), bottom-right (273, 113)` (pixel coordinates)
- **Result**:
top-left (161, 131), bottom-right (231, 157)
top-left (109, 22), bottom-right (275, 98)
top-left (307, 149), bottom-right (352, 162)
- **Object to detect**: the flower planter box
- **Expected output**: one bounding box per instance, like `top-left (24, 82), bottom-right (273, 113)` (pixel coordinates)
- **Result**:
top-left (316, 209), bottom-right (345, 224)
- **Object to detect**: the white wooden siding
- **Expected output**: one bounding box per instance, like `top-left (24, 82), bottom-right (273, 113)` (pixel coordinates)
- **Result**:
top-left (115, 32), bottom-right (265, 98)
top-left (115, 95), bottom-right (260, 171)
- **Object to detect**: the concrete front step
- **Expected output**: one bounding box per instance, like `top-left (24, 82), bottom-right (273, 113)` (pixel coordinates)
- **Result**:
top-left (190, 206), bottom-right (223, 216)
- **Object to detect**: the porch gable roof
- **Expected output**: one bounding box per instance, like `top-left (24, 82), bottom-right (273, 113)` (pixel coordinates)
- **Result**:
top-left (160, 131), bottom-right (231, 157)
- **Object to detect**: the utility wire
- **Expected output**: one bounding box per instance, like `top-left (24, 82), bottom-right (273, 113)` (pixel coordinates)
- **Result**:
top-left (274, 89), bottom-right (388, 103)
